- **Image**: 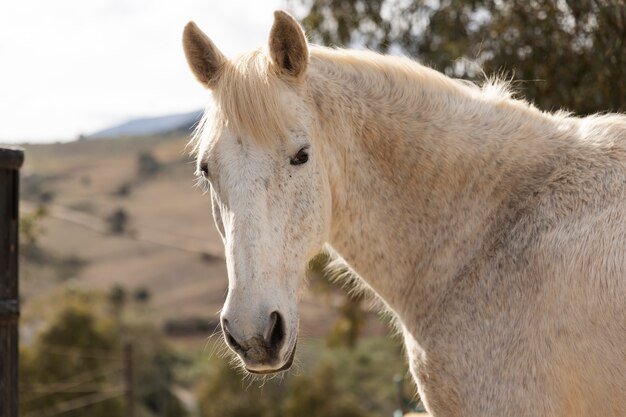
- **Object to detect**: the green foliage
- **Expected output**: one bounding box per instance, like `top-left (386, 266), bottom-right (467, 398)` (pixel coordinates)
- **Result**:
top-left (20, 205), bottom-right (47, 247)
top-left (127, 326), bottom-right (188, 417)
top-left (37, 307), bottom-right (116, 370)
top-left (195, 338), bottom-right (406, 417)
top-left (197, 359), bottom-right (283, 417)
top-left (20, 205), bottom-right (47, 260)
top-left (308, 252), bottom-right (367, 349)
top-left (20, 291), bottom-right (188, 417)
top-left (294, 0), bottom-right (626, 115)
top-left (282, 360), bottom-right (367, 417)
top-left (108, 284), bottom-right (127, 311)
top-left (20, 300), bottom-right (124, 417)
top-left (308, 340), bottom-right (409, 416)
top-left (196, 357), bottom-right (370, 417)
top-left (326, 294), bottom-right (366, 349)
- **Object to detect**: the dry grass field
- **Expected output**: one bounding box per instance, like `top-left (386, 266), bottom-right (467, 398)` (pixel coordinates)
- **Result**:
top-left (18, 134), bottom-right (386, 341)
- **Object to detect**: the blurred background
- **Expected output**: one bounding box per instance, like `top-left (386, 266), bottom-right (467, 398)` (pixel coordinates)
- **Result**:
top-left (2, 1), bottom-right (625, 416)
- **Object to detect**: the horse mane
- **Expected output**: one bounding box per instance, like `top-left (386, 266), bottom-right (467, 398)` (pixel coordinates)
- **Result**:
top-left (308, 46), bottom-right (531, 119)
top-left (190, 45), bottom-right (522, 158)
top-left (190, 48), bottom-right (296, 157)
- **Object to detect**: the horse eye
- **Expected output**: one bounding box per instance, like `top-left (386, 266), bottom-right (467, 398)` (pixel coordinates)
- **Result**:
top-left (290, 147), bottom-right (309, 166)
top-left (199, 162), bottom-right (209, 177)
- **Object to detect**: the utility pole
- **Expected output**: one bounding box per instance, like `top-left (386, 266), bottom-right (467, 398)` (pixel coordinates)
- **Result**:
top-left (0, 147), bottom-right (24, 417)
top-left (124, 342), bottom-right (134, 417)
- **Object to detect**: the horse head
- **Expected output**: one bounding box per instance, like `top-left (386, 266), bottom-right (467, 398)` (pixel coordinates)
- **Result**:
top-left (183, 11), bottom-right (331, 373)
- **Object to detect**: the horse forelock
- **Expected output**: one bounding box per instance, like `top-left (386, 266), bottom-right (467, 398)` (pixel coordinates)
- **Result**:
top-left (189, 48), bottom-right (297, 158)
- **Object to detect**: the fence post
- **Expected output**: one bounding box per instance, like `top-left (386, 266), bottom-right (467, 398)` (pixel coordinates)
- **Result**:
top-left (124, 342), bottom-right (134, 417)
top-left (0, 147), bottom-right (24, 417)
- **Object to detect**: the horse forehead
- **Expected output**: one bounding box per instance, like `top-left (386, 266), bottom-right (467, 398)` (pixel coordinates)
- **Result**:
top-left (213, 131), bottom-right (275, 186)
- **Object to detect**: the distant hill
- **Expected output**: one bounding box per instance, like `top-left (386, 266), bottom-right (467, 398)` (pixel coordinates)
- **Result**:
top-left (88, 110), bottom-right (203, 139)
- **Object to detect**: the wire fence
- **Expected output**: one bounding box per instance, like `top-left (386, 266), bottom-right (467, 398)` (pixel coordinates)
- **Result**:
top-left (20, 201), bottom-right (222, 257)
top-left (22, 391), bottom-right (125, 417)
top-left (19, 343), bottom-right (132, 417)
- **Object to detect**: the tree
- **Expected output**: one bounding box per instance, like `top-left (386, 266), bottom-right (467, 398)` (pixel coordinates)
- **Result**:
top-left (293, 0), bottom-right (626, 115)
top-left (127, 326), bottom-right (188, 417)
top-left (107, 208), bottom-right (129, 234)
top-left (133, 287), bottom-right (151, 304)
top-left (108, 284), bottom-right (127, 316)
top-left (20, 291), bottom-right (188, 417)
top-left (326, 292), bottom-right (366, 350)
top-left (282, 361), bottom-right (368, 417)
top-left (137, 151), bottom-right (161, 178)
top-left (113, 181), bottom-right (132, 198)
top-left (196, 358), bottom-right (283, 417)
top-left (20, 303), bottom-right (124, 417)
top-left (195, 353), bottom-right (372, 417)
top-left (20, 205), bottom-right (47, 261)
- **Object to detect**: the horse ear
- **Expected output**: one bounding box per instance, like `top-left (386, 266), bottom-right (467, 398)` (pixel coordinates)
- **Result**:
top-left (183, 21), bottom-right (226, 89)
top-left (268, 11), bottom-right (308, 79)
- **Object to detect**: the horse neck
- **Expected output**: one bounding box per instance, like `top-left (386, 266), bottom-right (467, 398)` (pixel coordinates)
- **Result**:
top-left (308, 53), bottom-right (569, 320)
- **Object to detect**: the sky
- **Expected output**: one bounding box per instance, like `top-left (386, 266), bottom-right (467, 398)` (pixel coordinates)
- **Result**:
top-left (0, 0), bottom-right (284, 143)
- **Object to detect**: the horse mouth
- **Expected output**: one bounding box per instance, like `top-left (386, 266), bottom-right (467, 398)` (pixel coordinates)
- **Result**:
top-left (246, 340), bottom-right (297, 374)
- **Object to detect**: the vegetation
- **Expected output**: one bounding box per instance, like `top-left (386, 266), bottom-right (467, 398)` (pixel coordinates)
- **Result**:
top-left (133, 286), bottom-right (151, 304)
top-left (19, 205), bottom-right (87, 281)
top-left (194, 338), bottom-right (407, 417)
top-left (113, 181), bottom-right (132, 198)
top-left (196, 358), bottom-right (368, 417)
top-left (20, 289), bottom-right (406, 417)
top-left (21, 174), bottom-right (56, 204)
top-left (308, 252), bottom-right (369, 349)
top-left (281, 360), bottom-right (368, 417)
top-left (137, 151), bottom-right (162, 178)
top-left (20, 205), bottom-right (48, 259)
top-left (129, 325), bottom-right (189, 417)
top-left (20, 294), bottom-right (124, 417)
top-left (163, 317), bottom-right (219, 337)
top-left (107, 284), bottom-right (153, 320)
top-left (20, 291), bottom-right (188, 417)
top-left (293, 0), bottom-right (626, 115)
top-left (106, 208), bottom-right (129, 234)
top-left (108, 284), bottom-right (127, 315)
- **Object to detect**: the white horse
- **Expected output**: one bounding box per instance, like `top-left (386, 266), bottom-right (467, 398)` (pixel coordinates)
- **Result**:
top-left (183, 11), bottom-right (626, 417)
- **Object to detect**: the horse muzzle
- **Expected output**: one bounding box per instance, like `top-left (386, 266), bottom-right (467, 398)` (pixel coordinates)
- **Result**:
top-left (221, 310), bottom-right (296, 373)
top-left (245, 340), bottom-right (297, 374)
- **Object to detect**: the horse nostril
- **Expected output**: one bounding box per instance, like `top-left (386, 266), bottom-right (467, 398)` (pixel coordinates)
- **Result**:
top-left (222, 318), bottom-right (246, 353)
top-left (266, 311), bottom-right (285, 352)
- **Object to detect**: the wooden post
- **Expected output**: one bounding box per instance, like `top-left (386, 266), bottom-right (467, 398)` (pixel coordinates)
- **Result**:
top-left (124, 342), bottom-right (134, 417)
top-left (0, 147), bottom-right (24, 417)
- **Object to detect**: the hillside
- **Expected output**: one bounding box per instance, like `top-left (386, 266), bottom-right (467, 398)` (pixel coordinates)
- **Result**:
top-left (18, 133), bottom-right (386, 342)
top-left (87, 110), bottom-right (203, 139)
